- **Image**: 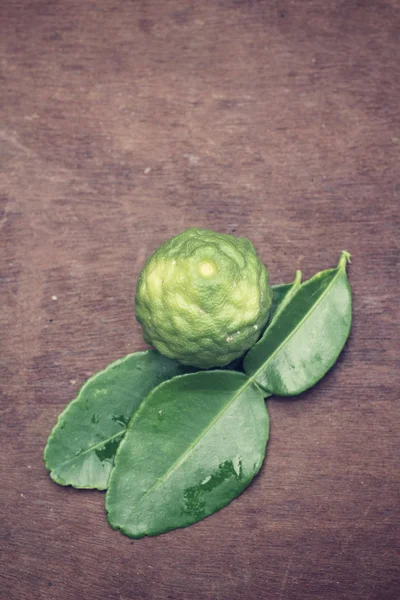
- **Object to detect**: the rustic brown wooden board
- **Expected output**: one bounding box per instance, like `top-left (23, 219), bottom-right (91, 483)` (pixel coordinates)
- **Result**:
top-left (1, 1), bottom-right (399, 599)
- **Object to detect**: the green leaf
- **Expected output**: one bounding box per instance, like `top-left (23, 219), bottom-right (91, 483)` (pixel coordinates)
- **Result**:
top-left (269, 270), bottom-right (302, 327)
top-left (44, 351), bottom-right (191, 489)
top-left (243, 251), bottom-right (352, 396)
top-left (105, 371), bottom-right (269, 538)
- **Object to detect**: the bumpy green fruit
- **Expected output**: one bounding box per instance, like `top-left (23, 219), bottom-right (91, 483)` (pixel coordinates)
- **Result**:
top-left (135, 228), bottom-right (272, 369)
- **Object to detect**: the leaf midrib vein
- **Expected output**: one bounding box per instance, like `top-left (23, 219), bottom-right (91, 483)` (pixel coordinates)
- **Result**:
top-left (54, 429), bottom-right (125, 470)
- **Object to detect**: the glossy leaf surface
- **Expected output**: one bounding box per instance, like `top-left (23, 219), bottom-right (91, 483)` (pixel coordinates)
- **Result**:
top-left (44, 351), bottom-right (190, 489)
top-left (244, 252), bottom-right (352, 396)
top-left (106, 371), bottom-right (269, 538)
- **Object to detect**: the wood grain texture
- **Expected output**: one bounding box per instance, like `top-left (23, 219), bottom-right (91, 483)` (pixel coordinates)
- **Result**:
top-left (1, 1), bottom-right (399, 599)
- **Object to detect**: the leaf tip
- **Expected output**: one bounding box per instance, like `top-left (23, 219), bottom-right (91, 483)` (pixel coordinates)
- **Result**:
top-left (339, 250), bottom-right (351, 270)
top-left (294, 270), bottom-right (302, 285)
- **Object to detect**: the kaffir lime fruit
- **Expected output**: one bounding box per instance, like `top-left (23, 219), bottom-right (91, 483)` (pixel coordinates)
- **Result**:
top-left (135, 228), bottom-right (272, 369)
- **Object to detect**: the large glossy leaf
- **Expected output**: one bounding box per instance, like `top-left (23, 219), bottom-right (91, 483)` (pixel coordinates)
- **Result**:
top-left (244, 252), bottom-right (352, 396)
top-left (106, 371), bottom-right (269, 538)
top-left (44, 351), bottom-right (191, 489)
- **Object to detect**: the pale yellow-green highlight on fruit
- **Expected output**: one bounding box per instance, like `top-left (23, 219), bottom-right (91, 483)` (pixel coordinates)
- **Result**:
top-left (199, 261), bottom-right (216, 277)
top-left (135, 228), bottom-right (272, 369)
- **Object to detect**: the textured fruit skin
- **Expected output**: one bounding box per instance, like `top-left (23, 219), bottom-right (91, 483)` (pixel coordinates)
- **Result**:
top-left (135, 228), bottom-right (272, 369)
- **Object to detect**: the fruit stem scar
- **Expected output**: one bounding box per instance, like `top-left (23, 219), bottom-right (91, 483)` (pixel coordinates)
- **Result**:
top-left (199, 262), bottom-right (216, 277)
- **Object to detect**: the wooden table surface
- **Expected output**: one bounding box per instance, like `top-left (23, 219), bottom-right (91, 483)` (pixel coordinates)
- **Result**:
top-left (1, 1), bottom-right (399, 599)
